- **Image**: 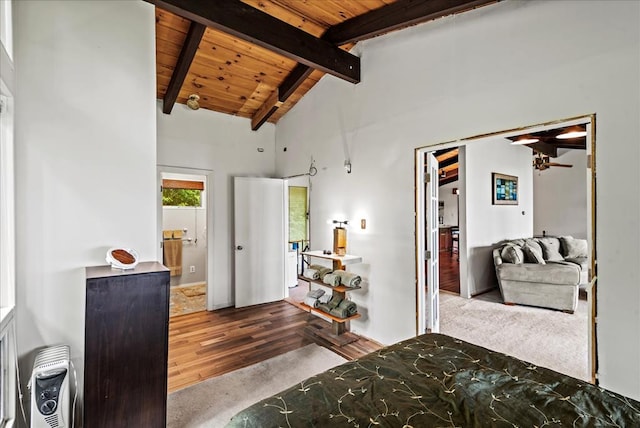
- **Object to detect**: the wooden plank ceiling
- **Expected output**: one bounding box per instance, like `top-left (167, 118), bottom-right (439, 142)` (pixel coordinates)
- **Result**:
top-left (151, 0), bottom-right (498, 130)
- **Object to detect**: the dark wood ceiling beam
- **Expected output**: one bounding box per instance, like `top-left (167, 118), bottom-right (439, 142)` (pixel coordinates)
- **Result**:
top-left (528, 142), bottom-right (558, 158)
top-left (555, 139), bottom-right (587, 150)
top-left (438, 155), bottom-right (458, 169)
top-left (250, 64), bottom-right (313, 128)
top-left (163, 21), bottom-right (206, 114)
top-left (251, 0), bottom-right (497, 130)
top-left (251, 89), bottom-right (283, 131)
top-left (279, 64), bottom-right (315, 102)
top-left (440, 170), bottom-right (459, 186)
top-left (147, 0), bottom-right (360, 84)
top-left (324, 0), bottom-right (498, 45)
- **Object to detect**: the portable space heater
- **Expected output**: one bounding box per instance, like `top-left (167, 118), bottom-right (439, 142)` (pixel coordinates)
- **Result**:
top-left (29, 345), bottom-right (70, 428)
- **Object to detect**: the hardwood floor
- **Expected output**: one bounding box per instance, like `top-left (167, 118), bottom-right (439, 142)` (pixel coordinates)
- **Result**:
top-left (168, 300), bottom-right (383, 392)
top-left (439, 250), bottom-right (460, 294)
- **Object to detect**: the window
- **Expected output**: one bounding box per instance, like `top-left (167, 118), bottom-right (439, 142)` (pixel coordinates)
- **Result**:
top-left (288, 186), bottom-right (308, 243)
top-left (162, 179), bottom-right (204, 207)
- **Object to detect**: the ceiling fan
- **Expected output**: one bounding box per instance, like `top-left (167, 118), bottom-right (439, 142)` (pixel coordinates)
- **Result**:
top-left (533, 152), bottom-right (573, 171)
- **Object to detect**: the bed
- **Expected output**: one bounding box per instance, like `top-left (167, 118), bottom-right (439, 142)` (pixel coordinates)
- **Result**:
top-left (226, 333), bottom-right (640, 427)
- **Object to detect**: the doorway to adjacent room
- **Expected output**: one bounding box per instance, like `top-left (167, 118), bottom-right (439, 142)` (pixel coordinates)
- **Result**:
top-left (415, 115), bottom-right (597, 382)
top-left (158, 167), bottom-right (214, 317)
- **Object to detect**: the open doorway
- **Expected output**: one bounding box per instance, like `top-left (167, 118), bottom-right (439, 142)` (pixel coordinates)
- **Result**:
top-left (416, 115), bottom-right (597, 382)
top-left (158, 168), bottom-right (213, 317)
top-left (434, 148), bottom-right (461, 295)
top-left (284, 178), bottom-right (310, 308)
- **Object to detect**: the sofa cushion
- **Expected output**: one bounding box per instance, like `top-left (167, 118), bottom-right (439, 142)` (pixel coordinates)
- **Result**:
top-left (501, 245), bottom-right (524, 264)
top-left (522, 241), bottom-right (546, 264)
top-left (537, 237), bottom-right (564, 262)
top-left (497, 263), bottom-right (580, 285)
top-left (510, 239), bottom-right (526, 247)
top-left (564, 257), bottom-right (588, 271)
top-left (560, 236), bottom-right (588, 258)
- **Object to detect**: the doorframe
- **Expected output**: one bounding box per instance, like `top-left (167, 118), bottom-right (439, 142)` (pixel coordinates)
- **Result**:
top-left (414, 114), bottom-right (598, 383)
top-left (157, 165), bottom-right (215, 311)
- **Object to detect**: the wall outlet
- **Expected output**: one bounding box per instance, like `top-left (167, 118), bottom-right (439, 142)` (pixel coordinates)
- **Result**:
top-left (189, 266), bottom-right (196, 273)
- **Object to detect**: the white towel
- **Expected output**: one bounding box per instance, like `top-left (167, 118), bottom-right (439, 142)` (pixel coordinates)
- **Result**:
top-left (303, 268), bottom-right (320, 280)
top-left (303, 296), bottom-right (318, 308)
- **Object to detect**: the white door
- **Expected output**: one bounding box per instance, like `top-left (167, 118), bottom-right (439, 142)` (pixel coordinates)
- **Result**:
top-left (234, 177), bottom-right (287, 308)
top-left (426, 153), bottom-right (440, 333)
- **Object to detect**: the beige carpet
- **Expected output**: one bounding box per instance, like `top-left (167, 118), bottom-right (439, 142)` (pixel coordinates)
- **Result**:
top-left (440, 289), bottom-right (589, 381)
top-left (167, 344), bottom-right (347, 427)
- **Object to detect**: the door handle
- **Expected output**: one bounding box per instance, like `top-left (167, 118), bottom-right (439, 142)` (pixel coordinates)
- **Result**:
top-left (236, 245), bottom-right (243, 250)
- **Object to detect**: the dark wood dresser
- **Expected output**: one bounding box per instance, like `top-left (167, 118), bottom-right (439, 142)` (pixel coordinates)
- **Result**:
top-left (84, 262), bottom-right (170, 428)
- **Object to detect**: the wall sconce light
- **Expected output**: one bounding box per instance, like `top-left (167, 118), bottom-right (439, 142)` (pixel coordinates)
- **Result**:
top-left (344, 160), bottom-right (352, 174)
top-left (453, 188), bottom-right (459, 195)
top-left (332, 220), bottom-right (348, 255)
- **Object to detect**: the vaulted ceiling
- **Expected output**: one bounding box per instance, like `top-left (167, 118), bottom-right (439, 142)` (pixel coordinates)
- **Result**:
top-left (149, 0), bottom-right (498, 130)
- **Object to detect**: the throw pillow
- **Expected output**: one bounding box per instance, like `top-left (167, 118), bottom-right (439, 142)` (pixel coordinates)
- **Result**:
top-left (537, 237), bottom-right (564, 261)
top-left (524, 239), bottom-right (544, 257)
top-left (560, 236), bottom-right (588, 258)
top-left (522, 243), bottom-right (546, 264)
top-left (501, 245), bottom-right (524, 264)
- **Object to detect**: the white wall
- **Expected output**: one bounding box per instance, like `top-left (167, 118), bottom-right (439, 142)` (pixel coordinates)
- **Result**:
top-left (464, 138), bottom-right (533, 295)
top-left (157, 103), bottom-right (276, 309)
top-left (438, 180), bottom-right (459, 226)
top-left (275, 0), bottom-right (640, 398)
top-left (533, 149), bottom-right (588, 238)
top-left (14, 0), bottom-right (157, 418)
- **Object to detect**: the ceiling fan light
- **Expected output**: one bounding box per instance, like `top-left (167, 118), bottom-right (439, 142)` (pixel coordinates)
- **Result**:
top-left (556, 127), bottom-right (586, 139)
top-left (511, 136), bottom-right (540, 145)
top-left (187, 94), bottom-right (200, 110)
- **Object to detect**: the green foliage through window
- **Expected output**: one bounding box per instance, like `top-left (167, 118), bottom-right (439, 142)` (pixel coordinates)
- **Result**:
top-left (163, 188), bottom-right (202, 207)
top-left (289, 186), bottom-right (308, 242)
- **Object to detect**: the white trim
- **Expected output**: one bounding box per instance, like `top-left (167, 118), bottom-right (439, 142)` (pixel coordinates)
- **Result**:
top-left (415, 149), bottom-right (427, 334)
top-left (0, 85), bottom-right (15, 314)
top-left (158, 166), bottom-right (215, 311)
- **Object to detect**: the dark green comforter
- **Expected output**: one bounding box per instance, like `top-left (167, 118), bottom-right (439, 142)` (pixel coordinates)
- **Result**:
top-left (226, 333), bottom-right (640, 427)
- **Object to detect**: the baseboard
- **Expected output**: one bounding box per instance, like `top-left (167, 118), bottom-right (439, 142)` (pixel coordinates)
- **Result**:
top-left (471, 286), bottom-right (499, 298)
top-left (172, 281), bottom-right (206, 289)
top-left (211, 302), bottom-right (233, 310)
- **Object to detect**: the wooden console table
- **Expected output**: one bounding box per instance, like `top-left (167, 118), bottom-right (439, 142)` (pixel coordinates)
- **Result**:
top-left (298, 251), bottom-right (363, 346)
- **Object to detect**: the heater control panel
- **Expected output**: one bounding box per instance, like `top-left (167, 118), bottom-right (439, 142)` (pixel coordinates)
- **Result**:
top-left (34, 369), bottom-right (67, 415)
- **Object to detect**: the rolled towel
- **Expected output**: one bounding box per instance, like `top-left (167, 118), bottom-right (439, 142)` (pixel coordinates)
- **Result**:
top-left (302, 268), bottom-right (320, 280)
top-left (337, 299), bottom-right (358, 316)
top-left (306, 289), bottom-right (325, 299)
top-left (303, 296), bottom-right (319, 308)
top-left (327, 295), bottom-right (342, 309)
top-left (316, 294), bottom-right (337, 313)
top-left (317, 303), bottom-right (331, 314)
top-left (322, 273), bottom-right (341, 287)
top-left (318, 267), bottom-right (332, 279)
top-left (308, 264), bottom-right (328, 271)
top-left (309, 264), bottom-right (332, 279)
top-left (329, 307), bottom-right (349, 318)
top-left (333, 270), bottom-right (362, 287)
top-left (318, 294), bottom-right (331, 304)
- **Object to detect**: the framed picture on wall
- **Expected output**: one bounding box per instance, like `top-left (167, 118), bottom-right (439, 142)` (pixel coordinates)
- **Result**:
top-left (492, 172), bottom-right (518, 205)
